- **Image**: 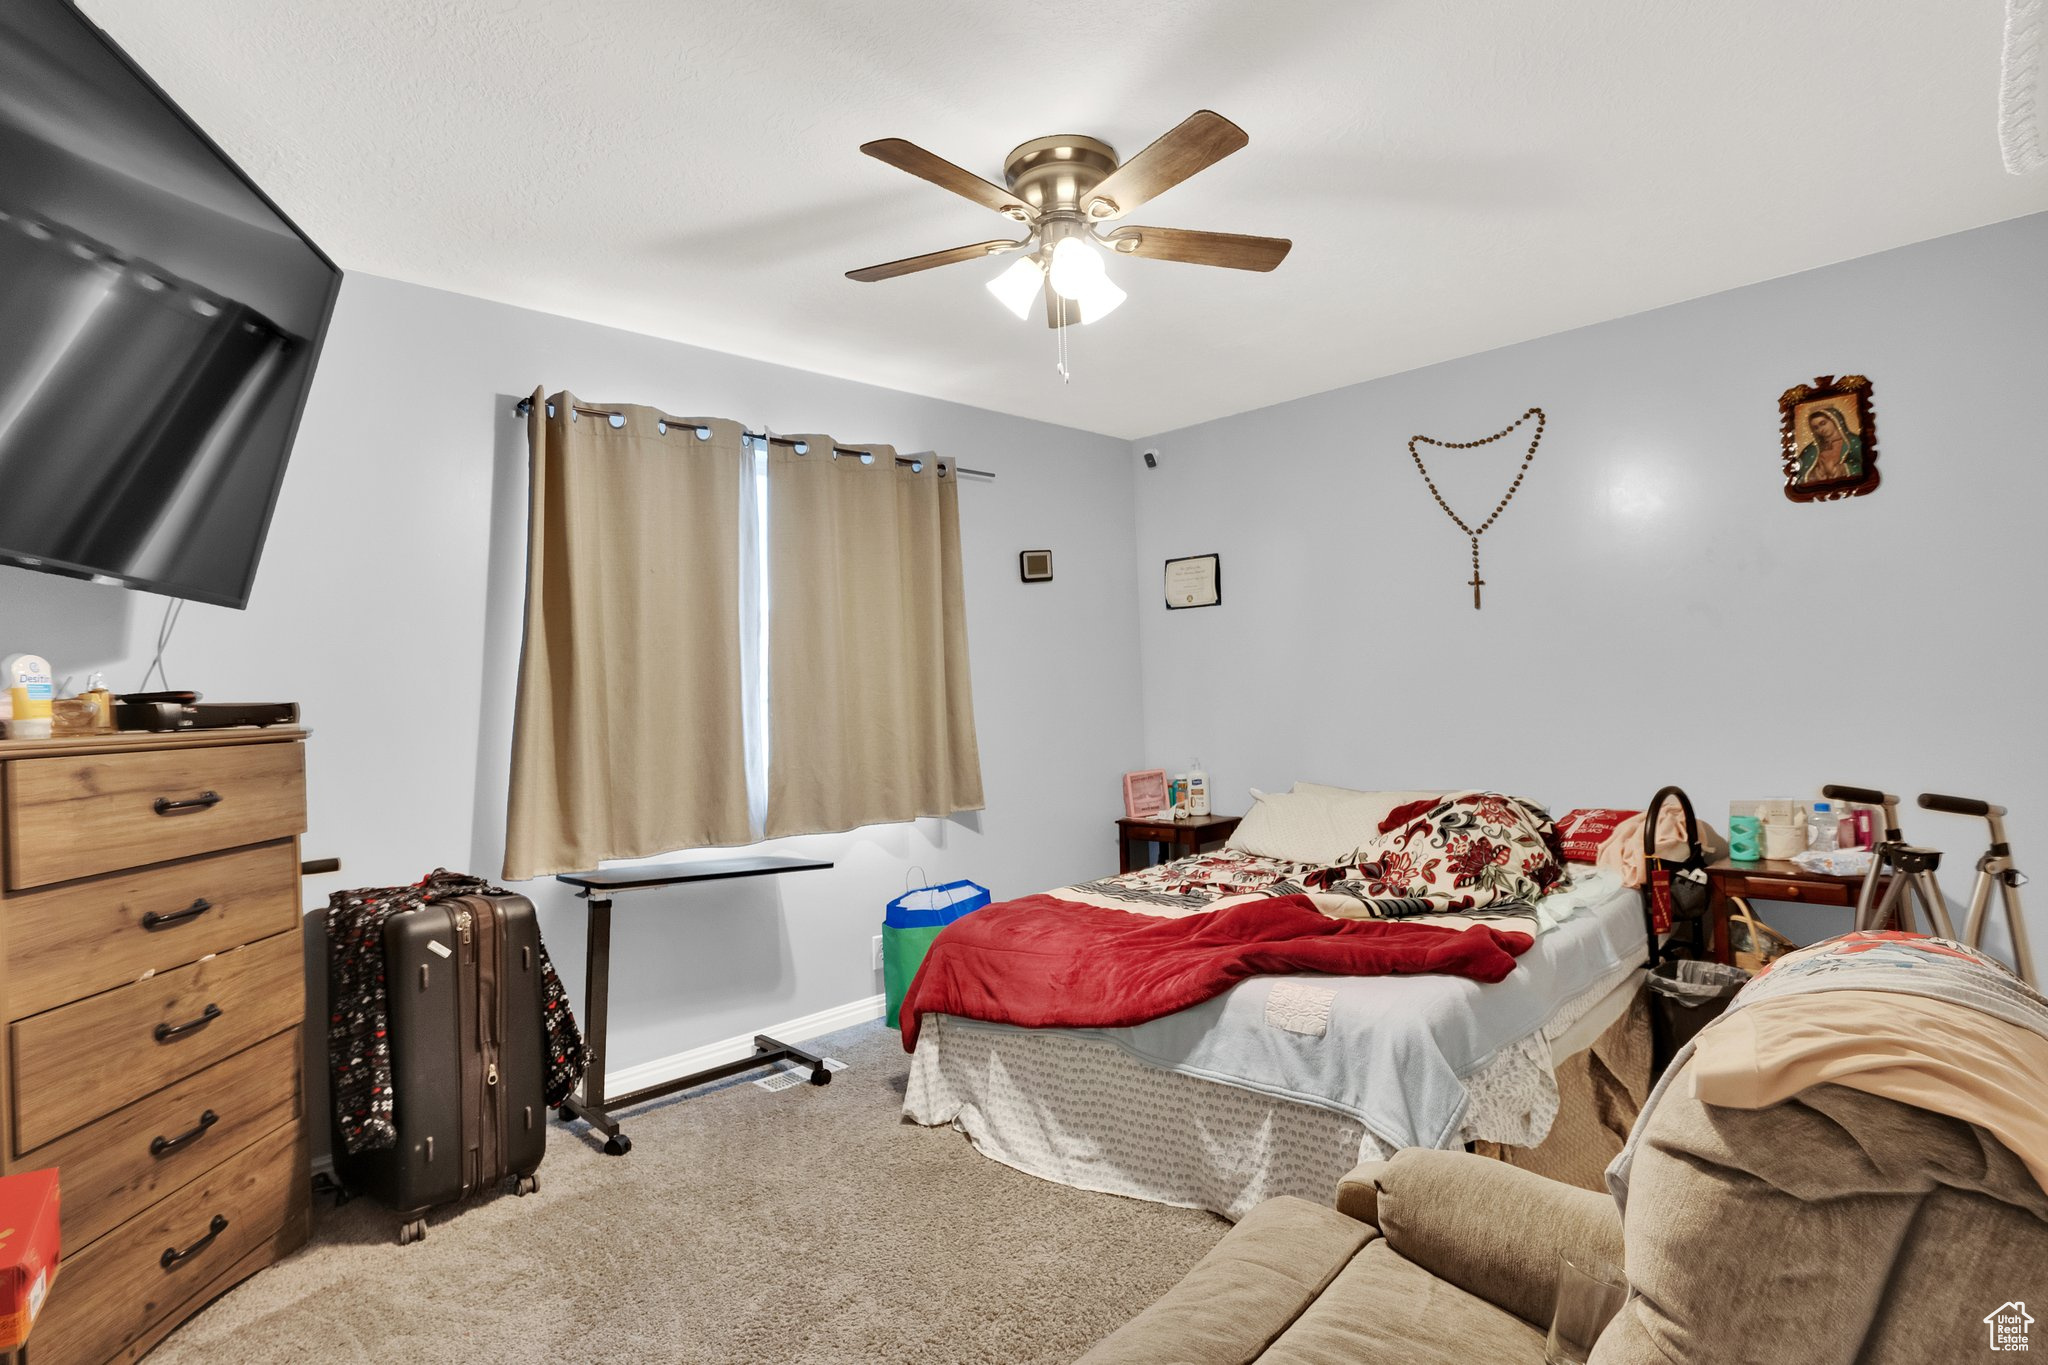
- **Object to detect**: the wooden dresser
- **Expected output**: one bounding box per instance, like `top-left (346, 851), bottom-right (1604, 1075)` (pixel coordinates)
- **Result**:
top-left (0, 729), bottom-right (310, 1364)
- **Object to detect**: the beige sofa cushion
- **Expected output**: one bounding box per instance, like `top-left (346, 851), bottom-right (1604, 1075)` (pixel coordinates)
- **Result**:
top-left (1261, 1240), bottom-right (1546, 1365)
top-left (1076, 1196), bottom-right (1374, 1365)
top-left (1369, 1147), bottom-right (1624, 1328)
top-left (1594, 1081), bottom-right (2048, 1365)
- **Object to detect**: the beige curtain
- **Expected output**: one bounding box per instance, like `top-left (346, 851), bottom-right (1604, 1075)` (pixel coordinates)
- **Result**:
top-left (503, 390), bottom-right (752, 879)
top-left (764, 438), bottom-right (983, 838)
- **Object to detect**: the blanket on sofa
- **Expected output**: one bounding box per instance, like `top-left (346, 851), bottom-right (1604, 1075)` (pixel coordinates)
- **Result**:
top-left (898, 893), bottom-right (1534, 1050)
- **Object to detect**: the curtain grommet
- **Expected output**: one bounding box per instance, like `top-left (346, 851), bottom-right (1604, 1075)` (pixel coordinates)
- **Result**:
top-left (795, 440), bottom-right (809, 455)
top-left (609, 412), bottom-right (626, 429)
top-left (657, 420), bottom-right (668, 435)
top-left (696, 426), bottom-right (711, 441)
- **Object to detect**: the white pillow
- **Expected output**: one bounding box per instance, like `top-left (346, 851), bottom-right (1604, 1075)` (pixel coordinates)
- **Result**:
top-left (1290, 783), bottom-right (1449, 852)
top-left (1225, 789), bottom-right (1358, 865)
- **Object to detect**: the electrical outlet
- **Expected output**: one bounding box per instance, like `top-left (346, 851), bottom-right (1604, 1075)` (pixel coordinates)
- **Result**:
top-left (871, 934), bottom-right (884, 970)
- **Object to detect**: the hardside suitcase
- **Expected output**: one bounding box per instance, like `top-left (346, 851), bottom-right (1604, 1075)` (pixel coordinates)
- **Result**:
top-left (339, 889), bottom-right (547, 1243)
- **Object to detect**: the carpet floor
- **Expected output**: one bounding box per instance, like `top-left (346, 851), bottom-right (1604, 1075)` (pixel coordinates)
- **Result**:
top-left (151, 1020), bottom-right (1228, 1364)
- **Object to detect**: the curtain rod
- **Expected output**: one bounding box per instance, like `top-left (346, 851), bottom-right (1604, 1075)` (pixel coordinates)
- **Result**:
top-left (510, 397), bottom-right (995, 479)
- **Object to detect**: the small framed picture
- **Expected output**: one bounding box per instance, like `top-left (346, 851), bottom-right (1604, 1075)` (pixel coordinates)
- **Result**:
top-left (1123, 769), bottom-right (1168, 819)
top-left (1163, 553), bottom-right (1221, 609)
top-left (1019, 549), bottom-right (1053, 582)
top-left (1779, 375), bottom-right (1879, 501)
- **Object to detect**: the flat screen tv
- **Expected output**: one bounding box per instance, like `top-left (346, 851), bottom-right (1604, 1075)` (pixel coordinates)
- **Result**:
top-left (0, 0), bottom-right (341, 609)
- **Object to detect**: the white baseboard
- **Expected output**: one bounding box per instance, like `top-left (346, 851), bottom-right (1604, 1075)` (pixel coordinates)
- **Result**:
top-left (603, 992), bottom-right (885, 1095)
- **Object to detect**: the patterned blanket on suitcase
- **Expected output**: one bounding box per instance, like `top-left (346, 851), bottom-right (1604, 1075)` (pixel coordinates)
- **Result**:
top-left (328, 870), bottom-right (588, 1154)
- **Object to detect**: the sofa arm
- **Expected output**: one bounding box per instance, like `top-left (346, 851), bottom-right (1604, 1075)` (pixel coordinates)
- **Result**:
top-left (1365, 1148), bottom-right (1623, 1329)
top-left (1334, 1160), bottom-right (1390, 1226)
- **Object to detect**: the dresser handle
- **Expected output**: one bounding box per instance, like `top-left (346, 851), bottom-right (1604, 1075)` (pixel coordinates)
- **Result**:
top-left (160, 1214), bottom-right (228, 1270)
top-left (150, 1109), bottom-right (219, 1157)
top-left (154, 1003), bottom-right (222, 1042)
top-left (153, 790), bottom-right (223, 816)
top-left (142, 897), bottom-right (214, 931)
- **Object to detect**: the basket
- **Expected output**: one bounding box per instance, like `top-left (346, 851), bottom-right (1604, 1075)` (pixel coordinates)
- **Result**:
top-left (1728, 895), bottom-right (1798, 974)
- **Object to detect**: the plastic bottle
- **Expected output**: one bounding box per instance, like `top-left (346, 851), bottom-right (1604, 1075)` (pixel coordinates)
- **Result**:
top-left (1172, 773), bottom-right (1189, 819)
top-left (1, 653), bottom-right (53, 740)
top-left (1187, 760), bottom-right (1210, 816)
top-left (1808, 800), bottom-right (1838, 853)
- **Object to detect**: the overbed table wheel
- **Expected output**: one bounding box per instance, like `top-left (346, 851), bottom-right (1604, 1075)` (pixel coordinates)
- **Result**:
top-left (603, 1132), bottom-right (633, 1156)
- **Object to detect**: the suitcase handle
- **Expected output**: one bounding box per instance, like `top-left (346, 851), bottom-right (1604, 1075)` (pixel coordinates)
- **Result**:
top-left (154, 1003), bottom-right (222, 1042)
top-left (153, 790), bottom-right (223, 816)
top-left (160, 1214), bottom-right (228, 1270)
top-left (142, 897), bottom-right (213, 931)
top-left (150, 1109), bottom-right (219, 1158)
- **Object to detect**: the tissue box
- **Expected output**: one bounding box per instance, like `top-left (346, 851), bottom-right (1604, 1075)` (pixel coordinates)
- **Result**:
top-left (0, 1168), bottom-right (59, 1351)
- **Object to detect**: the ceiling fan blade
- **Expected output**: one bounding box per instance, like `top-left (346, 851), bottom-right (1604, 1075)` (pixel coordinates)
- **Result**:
top-left (846, 240), bottom-right (1023, 283)
top-left (860, 139), bottom-right (1034, 221)
top-left (1102, 226), bottom-right (1291, 272)
top-left (1082, 111), bottom-right (1248, 221)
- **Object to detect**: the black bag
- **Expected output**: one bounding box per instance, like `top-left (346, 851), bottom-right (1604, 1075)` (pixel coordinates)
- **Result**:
top-left (336, 889), bottom-right (548, 1244)
top-left (1642, 785), bottom-right (1712, 962)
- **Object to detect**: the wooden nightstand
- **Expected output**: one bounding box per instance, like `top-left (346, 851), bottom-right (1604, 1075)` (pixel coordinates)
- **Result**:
top-left (1117, 813), bottom-right (1241, 873)
top-left (1704, 857), bottom-right (1888, 963)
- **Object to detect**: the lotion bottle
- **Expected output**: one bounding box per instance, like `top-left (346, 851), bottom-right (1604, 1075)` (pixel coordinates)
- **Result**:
top-left (1187, 760), bottom-right (1210, 816)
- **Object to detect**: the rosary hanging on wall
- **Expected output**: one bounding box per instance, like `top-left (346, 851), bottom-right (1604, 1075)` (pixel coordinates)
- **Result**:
top-left (1405, 406), bottom-right (1547, 609)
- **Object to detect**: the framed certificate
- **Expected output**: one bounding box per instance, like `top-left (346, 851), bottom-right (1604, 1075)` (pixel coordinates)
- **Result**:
top-left (1163, 553), bottom-right (1221, 609)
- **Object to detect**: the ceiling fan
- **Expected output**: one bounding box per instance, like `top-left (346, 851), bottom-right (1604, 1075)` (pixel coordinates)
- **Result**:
top-left (846, 110), bottom-right (1291, 328)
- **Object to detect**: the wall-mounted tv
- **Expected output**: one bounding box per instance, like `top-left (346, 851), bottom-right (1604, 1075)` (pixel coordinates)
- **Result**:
top-left (0, 0), bottom-right (341, 609)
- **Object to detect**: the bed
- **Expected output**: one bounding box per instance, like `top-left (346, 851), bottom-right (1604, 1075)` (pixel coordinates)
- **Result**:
top-left (901, 787), bottom-right (1652, 1219)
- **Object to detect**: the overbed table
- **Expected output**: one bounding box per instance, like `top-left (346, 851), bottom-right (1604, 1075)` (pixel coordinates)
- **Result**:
top-left (555, 855), bottom-right (834, 1154)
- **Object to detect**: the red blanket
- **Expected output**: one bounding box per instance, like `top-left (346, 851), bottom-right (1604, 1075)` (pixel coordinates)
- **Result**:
top-left (899, 894), bottom-right (1534, 1050)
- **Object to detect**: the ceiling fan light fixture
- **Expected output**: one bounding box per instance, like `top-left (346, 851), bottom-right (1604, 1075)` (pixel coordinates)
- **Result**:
top-left (1047, 236), bottom-right (1125, 323)
top-left (986, 255), bottom-right (1044, 320)
top-left (1047, 236), bottom-right (1106, 299)
top-left (1072, 273), bottom-right (1127, 324)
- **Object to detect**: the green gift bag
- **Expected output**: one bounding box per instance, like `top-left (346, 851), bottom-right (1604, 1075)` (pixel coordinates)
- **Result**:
top-left (883, 878), bottom-right (990, 1029)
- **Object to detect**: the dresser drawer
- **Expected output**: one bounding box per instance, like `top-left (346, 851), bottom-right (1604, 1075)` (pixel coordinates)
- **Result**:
top-left (2, 842), bottom-right (300, 1020)
top-left (1741, 875), bottom-right (1853, 907)
top-left (25, 1125), bottom-right (296, 1365)
top-left (2, 741), bottom-right (306, 890)
top-left (10, 931), bottom-right (303, 1154)
top-left (32, 1031), bottom-right (301, 1250)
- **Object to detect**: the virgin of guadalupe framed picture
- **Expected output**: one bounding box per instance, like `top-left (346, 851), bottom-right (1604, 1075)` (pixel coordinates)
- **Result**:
top-left (1779, 375), bottom-right (1879, 502)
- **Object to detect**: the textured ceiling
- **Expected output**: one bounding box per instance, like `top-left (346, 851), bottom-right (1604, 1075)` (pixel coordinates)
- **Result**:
top-left (78, 0), bottom-right (2048, 439)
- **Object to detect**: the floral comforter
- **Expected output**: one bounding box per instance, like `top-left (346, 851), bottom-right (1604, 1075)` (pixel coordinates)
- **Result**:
top-left (1064, 790), bottom-right (1568, 923)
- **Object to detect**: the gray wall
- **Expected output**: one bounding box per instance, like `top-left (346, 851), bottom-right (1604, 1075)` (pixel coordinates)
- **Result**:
top-left (8, 207), bottom-right (2043, 1150)
top-left (1127, 211), bottom-right (2048, 977)
top-left (0, 273), bottom-right (1144, 1133)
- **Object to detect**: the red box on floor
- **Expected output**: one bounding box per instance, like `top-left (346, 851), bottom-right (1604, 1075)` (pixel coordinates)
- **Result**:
top-left (0, 1168), bottom-right (59, 1351)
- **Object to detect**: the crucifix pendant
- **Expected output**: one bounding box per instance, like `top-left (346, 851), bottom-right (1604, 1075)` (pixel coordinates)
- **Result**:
top-left (1469, 538), bottom-right (1485, 609)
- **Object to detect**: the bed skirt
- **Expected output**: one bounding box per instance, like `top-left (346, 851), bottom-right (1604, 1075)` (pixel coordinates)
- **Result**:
top-left (904, 966), bottom-right (1646, 1220)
